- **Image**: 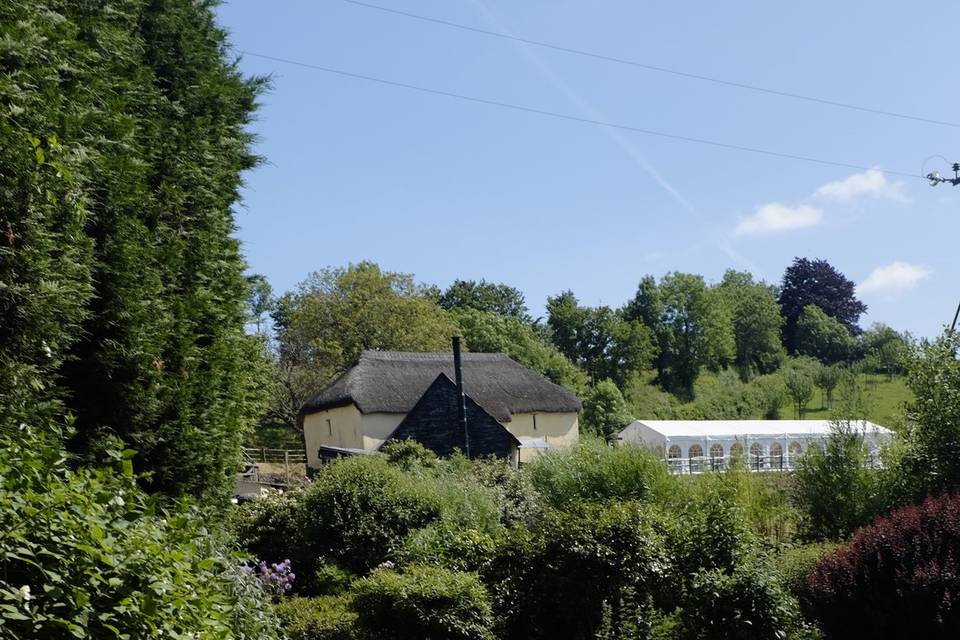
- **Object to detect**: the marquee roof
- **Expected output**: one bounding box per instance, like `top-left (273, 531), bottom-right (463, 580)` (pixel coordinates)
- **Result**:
top-left (620, 419), bottom-right (892, 441)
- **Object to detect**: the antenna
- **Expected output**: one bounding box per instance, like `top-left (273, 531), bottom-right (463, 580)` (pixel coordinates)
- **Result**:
top-left (926, 161), bottom-right (960, 186)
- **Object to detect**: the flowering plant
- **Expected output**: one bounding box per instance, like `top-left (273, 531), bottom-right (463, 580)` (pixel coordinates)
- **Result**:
top-left (245, 559), bottom-right (296, 596)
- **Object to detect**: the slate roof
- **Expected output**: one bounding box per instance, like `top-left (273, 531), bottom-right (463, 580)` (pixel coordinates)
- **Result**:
top-left (384, 373), bottom-right (520, 459)
top-left (300, 350), bottom-right (581, 422)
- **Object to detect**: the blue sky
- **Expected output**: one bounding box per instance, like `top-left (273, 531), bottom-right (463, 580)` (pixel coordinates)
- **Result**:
top-left (217, 0), bottom-right (960, 338)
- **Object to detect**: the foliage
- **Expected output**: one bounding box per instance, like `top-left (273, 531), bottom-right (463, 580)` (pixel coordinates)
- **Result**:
top-left (525, 439), bottom-right (673, 511)
top-left (778, 258), bottom-right (867, 353)
top-left (753, 372), bottom-right (788, 419)
top-left (778, 543), bottom-right (841, 598)
top-left (454, 308), bottom-right (587, 394)
top-left (894, 333), bottom-right (960, 501)
top-left (247, 274), bottom-right (276, 334)
top-left (546, 291), bottom-right (656, 388)
top-left (271, 262), bottom-right (460, 427)
top-left (623, 372), bottom-right (679, 419)
top-left (800, 493), bottom-right (960, 639)
top-left (229, 489), bottom-right (306, 574)
top-left (581, 379), bottom-right (633, 440)
top-left (792, 421), bottom-right (882, 541)
top-left (351, 565), bottom-right (495, 640)
top-left (0, 426), bottom-right (280, 639)
top-left (813, 365), bottom-right (842, 410)
top-left (626, 273), bottom-right (735, 396)
top-left (795, 305), bottom-right (854, 364)
top-left (275, 596), bottom-right (357, 640)
top-left (1, 0), bottom-right (269, 503)
top-left (859, 323), bottom-right (910, 378)
top-left (438, 279), bottom-right (530, 321)
top-left (716, 270), bottom-right (785, 380)
top-left (783, 357), bottom-right (819, 418)
top-left (486, 503), bottom-right (672, 640)
top-left (248, 559), bottom-right (296, 597)
top-left (679, 369), bottom-right (763, 420)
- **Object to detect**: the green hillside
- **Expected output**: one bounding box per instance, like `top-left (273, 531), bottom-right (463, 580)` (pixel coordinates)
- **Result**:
top-left (778, 374), bottom-right (912, 430)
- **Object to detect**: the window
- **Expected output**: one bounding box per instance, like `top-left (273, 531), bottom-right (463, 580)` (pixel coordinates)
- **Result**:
top-left (668, 445), bottom-right (681, 459)
top-left (789, 441), bottom-right (803, 457)
top-left (326, 419), bottom-right (332, 437)
top-left (689, 444), bottom-right (704, 473)
top-left (730, 442), bottom-right (744, 457)
top-left (750, 442), bottom-right (764, 469)
top-left (688, 444), bottom-right (703, 458)
top-left (770, 442), bottom-right (783, 458)
top-left (532, 413), bottom-right (538, 431)
top-left (709, 443), bottom-right (724, 459)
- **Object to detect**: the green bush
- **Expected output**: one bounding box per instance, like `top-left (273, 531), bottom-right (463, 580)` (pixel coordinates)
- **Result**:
top-left (525, 438), bottom-right (674, 510)
top-left (276, 596), bottom-right (357, 640)
top-left (0, 427), bottom-right (280, 639)
top-left (778, 543), bottom-right (840, 597)
top-left (351, 565), bottom-right (495, 640)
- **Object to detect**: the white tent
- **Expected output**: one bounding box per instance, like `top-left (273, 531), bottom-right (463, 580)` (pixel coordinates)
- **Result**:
top-left (618, 420), bottom-right (893, 473)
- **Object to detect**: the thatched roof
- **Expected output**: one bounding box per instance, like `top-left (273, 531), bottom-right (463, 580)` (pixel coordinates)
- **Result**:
top-left (385, 373), bottom-right (520, 459)
top-left (301, 350), bottom-right (581, 422)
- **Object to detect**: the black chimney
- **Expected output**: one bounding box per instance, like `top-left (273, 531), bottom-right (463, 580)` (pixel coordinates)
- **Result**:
top-left (452, 336), bottom-right (470, 457)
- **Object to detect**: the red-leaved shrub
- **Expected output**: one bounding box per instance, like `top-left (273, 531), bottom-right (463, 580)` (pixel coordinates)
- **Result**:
top-left (800, 493), bottom-right (960, 639)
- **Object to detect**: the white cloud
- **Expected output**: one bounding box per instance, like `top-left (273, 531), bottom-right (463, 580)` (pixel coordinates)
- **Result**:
top-left (814, 168), bottom-right (908, 203)
top-left (733, 203), bottom-right (822, 236)
top-left (858, 261), bottom-right (931, 299)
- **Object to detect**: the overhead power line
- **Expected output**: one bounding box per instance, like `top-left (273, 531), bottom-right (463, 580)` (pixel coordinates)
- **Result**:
top-left (337, 0), bottom-right (960, 130)
top-left (240, 50), bottom-right (921, 179)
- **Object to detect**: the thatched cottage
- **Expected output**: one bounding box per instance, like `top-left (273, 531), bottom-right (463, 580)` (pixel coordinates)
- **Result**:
top-left (299, 346), bottom-right (581, 469)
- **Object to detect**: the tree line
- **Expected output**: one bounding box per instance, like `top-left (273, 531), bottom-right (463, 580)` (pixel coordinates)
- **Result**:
top-left (252, 258), bottom-right (912, 444)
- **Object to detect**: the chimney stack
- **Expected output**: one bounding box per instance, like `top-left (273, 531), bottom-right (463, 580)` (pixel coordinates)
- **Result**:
top-left (452, 336), bottom-right (470, 457)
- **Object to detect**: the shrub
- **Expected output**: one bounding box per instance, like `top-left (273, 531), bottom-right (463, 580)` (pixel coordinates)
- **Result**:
top-left (276, 596), bottom-right (357, 640)
top-left (0, 427), bottom-right (280, 639)
top-left (801, 493), bottom-right (960, 639)
top-left (485, 503), bottom-right (672, 640)
top-left (778, 543), bottom-right (840, 598)
top-left (351, 565), bottom-right (495, 640)
top-left (792, 421), bottom-right (882, 541)
top-left (525, 438), bottom-right (674, 510)
top-left (229, 489), bottom-right (305, 569)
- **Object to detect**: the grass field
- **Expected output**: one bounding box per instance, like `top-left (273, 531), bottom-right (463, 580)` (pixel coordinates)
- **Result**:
top-left (778, 373), bottom-right (912, 429)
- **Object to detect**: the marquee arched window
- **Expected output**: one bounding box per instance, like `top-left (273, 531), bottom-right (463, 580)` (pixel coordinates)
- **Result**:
top-left (750, 442), bottom-right (765, 469)
top-left (770, 442), bottom-right (783, 458)
top-left (688, 444), bottom-right (703, 458)
top-left (709, 443), bottom-right (724, 458)
top-left (788, 441), bottom-right (803, 457)
top-left (730, 442), bottom-right (744, 457)
top-left (668, 445), bottom-right (681, 459)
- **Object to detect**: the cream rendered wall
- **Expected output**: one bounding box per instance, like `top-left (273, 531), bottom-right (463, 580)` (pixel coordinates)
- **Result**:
top-left (506, 411), bottom-right (579, 463)
top-left (360, 412), bottom-right (406, 450)
top-left (302, 404), bottom-right (363, 468)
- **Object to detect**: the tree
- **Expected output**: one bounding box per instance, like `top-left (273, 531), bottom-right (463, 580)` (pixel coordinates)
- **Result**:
top-left (270, 263), bottom-right (460, 428)
top-left (626, 273), bottom-right (734, 396)
top-left (716, 270), bottom-right (784, 380)
top-left (778, 257), bottom-right (867, 352)
top-left (814, 364), bottom-right (842, 410)
top-left (438, 279), bottom-right (530, 321)
top-left (546, 292), bottom-right (656, 388)
top-left (581, 380), bottom-right (632, 441)
top-left (795, 305), bottom-right (855, 364)
top-left (783, 358), bottom-right (819, 418)
top-left (2, 0), bottom-right (271, 501)
top-left (860, 323), bottom-right (910, 379)
top-left (247, 274), bottom-right (276, 335)
top-left (453, 308), bottom-right (587, 394)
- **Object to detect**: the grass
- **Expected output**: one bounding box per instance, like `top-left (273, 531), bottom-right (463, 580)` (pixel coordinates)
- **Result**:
top-left (778, 373), bottom-right (912, 430)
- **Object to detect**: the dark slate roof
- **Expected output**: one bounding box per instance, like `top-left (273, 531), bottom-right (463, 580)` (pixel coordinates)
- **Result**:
top-left (300, 350), bottom-right (581, 422)
top-left (384, 374), bottom-right (520, 459)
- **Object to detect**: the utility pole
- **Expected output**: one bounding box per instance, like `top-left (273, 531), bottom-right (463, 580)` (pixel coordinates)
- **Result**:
top-left (925, 161), bottom-right (960, 330)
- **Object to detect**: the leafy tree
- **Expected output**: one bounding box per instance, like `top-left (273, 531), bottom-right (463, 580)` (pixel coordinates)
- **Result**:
top-left (793, 421), bottom-right (882, 541)
top-left (1, 0), bottom-right (270, 501)
top-left (581, 380), bottom-right (633, 441)
top-left (545, 291), bottom-right (656, 388)
top-left (815, 364), bottom-right (842, 410)
top-left (247, 274), bottom-right (276, 335)
top-left (438, 279), bottom-right (530, 321)
top-left (795, 305), bottom-right (855, 364)
top-left (752, 373), bottom-right (787, 420)
top-left (626, 273), bottom-right (734, 396)
top-left (860, 323), bottom-right (910, 378)
top-left (716, 270), bottom-right (784, 380)
top-left (271, 262), bottom-right (460, 428)
top-left (778, 257), bottom-right (867, 352)
top-left (894, 333), bottom-right (960, 501)
top-left (453, 308), bottom-right (587, 394)
top-left (783, 358), bottom-right (819, 418)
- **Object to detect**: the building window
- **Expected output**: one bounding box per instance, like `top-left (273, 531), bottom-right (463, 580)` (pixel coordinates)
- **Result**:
top-left (532, 413), bottom-right (538, 431)
top-left (326, 419), bottom-right (332, 436)
top-left (668, 445), bottom-right (681, 459)
top-left (789, 441), bottom-right (803, 457)
top-left (770, 442), bottom-right (784, 469)
top-left (689, 444), bottom-right (703, 458)
top-left (709, 443), bottom-right (724, 459)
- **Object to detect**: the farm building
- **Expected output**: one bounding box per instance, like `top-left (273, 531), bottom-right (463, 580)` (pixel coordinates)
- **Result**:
top-left (299, 343), bottom-right (581, 469)
top-left (618, 419), bottom-right (893, 473)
